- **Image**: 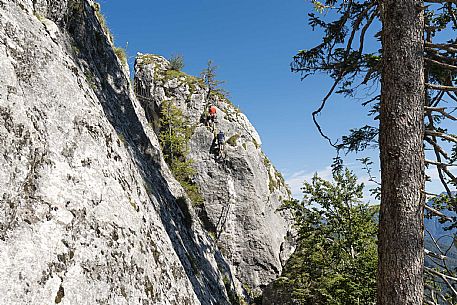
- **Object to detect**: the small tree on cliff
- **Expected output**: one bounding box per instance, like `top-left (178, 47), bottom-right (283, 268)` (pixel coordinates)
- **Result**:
top-left (169, 54), bottom-right (185, 71)
top-left (200, 60), bottom-right (227, 99)
top-left (159, 100), bottom-right (203, 205)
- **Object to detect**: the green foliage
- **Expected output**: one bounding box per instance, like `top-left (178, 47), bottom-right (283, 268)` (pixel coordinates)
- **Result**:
top-left (311, 0), bottom-right (329, 13)
top-left (169, 54), bottom-right (185, 71)
top-left (292, 0), bottom-right (381, 155)
top-left (297, 1), bottom-right (457, 302)
top-left (208, 231), bottom-right (217, 240)
top-left (227, 134), bottom-right (240, 146)
top-left (159, 100), bottom-right (203, 205)
top-left (160, 69), bottom-right (202, 98)
top-left (268, 172), bottom-right (277, 192)
top-left (70, 42), bottom-right (80, 56)
top-left (275, 170), bottom-right (286, 187)
top-left (201, 60), bottom-right (229, 98)
top-left (129, 197), bottom-right (138, 211)
top-left (177, 171), bottom-right (204, 205)
top-left (337, 125), bottom-right (379, 153)
top-left (94, 4), bottom-right (114, 44)
top-left (34, 11), bottom-right (46, 22)
top-left (164, 69), bottom-right (186, 80)
top-left (262, 154), bottom-right (286, 192)
top-left (159, 100), bottom-right (191, 163)
top-left (209, 89), bottom-right (230, 101)
top-left (84, 70), bottom-right (97, 90)
top-left (114, 47), bottom-right (128, 67)
top-left (137, 54), bottom-right (161, 66)
top-left (69, 0), bottom-right (85, 15)
top-left (252, 138), bottom-right (260, 149)
top-left (223, 276), bottom-right (247, 305)
top-left (243, 283), bottom-right (262, 305)
top-left (293, 1), bottom-right (380, 92)
top-left (91, 2), bottom-right (101, 12)
top-left (277, 169), bottom-right (378, 305)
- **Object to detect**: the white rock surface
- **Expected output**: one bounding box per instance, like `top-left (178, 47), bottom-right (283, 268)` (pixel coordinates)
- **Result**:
top-left (0, 1), bottom-right (232, 304)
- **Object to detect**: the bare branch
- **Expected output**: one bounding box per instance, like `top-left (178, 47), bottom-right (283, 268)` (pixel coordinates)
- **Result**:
top-left (442, 167), bottom-right (457, 183)
top-left (425, 248), bottom-right (448, 260)
top-left (447, 92), bottom-right (457, 103)
top-left (425, 267), bottom-right (457, 298)
top-left (426, 42), bottom-right (457, 53)
top-left (312, 77), bottom-right (342, 148)
top-left (425, 137), bottom-right (451, 160)
top-left (429, 91), bottom-right (445, 108)
top-left (425, 112), bottom-right (454, 197)
top-left (426, 83), bottom-right (457, 91)
top-left (426, 130), bottom-right (457, 143)
top-left (345, 3), bottom-right (376, 56)
top-left (426, 57), bottom-right (457, 71)
top-left (425, 266), bottom-right (457, 282)
top-left (423, 191), bottom-right (441, 198)
top-left (426, 228), bottom-right (446, 257)
top-left (424, 204), bottom-right (454, 222)
top-left (425, 106), bottom-right (457, 120)
top-left (358, 9), bottom-right (378, 54)
top-left (425, 0), bottom-right (457, 4)
top-left (446, 2), bottom-right (457, 29)
top-left (428, 49), bottom-right (457, 64)
top-left (425, 284), bottom-right (453, 305)
top-left (426, 159), bottom-right (457, 167)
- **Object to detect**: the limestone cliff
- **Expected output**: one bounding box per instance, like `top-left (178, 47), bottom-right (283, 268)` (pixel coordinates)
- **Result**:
top-left (0, 1), bottom-right (232, 304)
top-left (134, 55), bottom-right (294, 297)
top-left (0, 0), bottom-right (294, 304)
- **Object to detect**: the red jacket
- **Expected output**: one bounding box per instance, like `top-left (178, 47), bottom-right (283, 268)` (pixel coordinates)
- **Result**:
top-left (209, 106), bottom-right (217, 115)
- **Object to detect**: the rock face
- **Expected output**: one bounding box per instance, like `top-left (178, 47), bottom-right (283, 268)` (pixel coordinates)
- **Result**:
top-left (134, 55), bottom-right (294, 296)
top-left (0, 1), bottom-right (233, 304)
top-left (0, 0), bottom-right (294, 303)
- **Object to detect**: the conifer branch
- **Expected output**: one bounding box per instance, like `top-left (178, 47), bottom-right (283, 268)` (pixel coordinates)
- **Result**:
top-left (425, 0), bottom-right (457, 5)
top-left (426, 83), bottom-right (457, 91)
top-left (425, 57), bottom-right (457, 71)
top-left (424, 205), bottom-right (454, 222)
top-left (425, 107), bottom-right (457, 120)
top-left (425, 130), bottom-right (457, 143)
top-left (425, 42), bottom-right (457, 53)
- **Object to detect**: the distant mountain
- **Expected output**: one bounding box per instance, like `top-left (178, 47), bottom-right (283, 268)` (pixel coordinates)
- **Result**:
top-left (425, 207), bottom-right (456, 238)
top-left (424, 202), bottom-right (457, 268)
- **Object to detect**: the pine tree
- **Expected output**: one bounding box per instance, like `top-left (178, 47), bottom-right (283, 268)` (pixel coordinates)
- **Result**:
top-left (158, 100), bottom-right (203, 205)
top-left (293, 0), bottom-right (457, 303)
top-left (200, 60), bottom-right (226, 99)
top-left (377, 1), bottom-right (425, 303)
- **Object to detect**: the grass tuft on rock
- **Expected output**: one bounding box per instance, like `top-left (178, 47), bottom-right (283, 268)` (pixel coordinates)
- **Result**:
top-left (114, 47), bottom-right (128, 67)
top-left (227, 134), bottom-right (240, 146)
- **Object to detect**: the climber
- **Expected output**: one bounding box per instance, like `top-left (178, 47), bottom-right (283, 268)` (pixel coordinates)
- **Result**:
top-left (216, 130), bottom-right (225, 157)
top-left (207, 104), bottom-right (217, 128)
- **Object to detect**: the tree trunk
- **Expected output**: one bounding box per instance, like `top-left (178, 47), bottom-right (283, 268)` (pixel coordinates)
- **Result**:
top-left (378, 1), bottom-right (425, 304)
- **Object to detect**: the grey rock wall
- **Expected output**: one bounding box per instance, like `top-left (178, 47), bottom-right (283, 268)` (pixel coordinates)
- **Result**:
top-left (0, 1), bottom-right (233, 304)
top-left (134, 55), bottom-right (294, 297)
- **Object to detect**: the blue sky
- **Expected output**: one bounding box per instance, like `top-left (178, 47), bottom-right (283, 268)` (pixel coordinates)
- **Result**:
top-left (100, 0), bottom-right (381, 199)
